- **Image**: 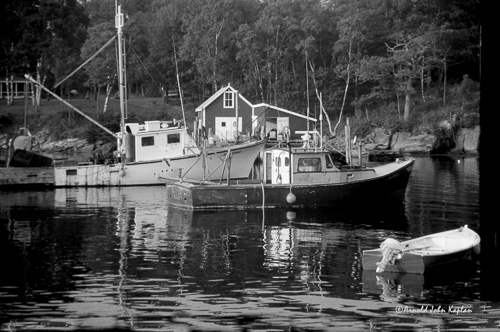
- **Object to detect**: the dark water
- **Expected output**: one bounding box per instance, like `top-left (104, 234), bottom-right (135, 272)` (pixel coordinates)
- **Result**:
top-left (0, 156), bottom-right (497, 331)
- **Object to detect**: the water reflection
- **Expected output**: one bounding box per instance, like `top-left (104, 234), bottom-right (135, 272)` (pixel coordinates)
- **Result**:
top-left (1, 157), bottom-right (497, 331)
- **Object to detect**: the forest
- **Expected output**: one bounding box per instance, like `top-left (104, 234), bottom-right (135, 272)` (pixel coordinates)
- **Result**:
top-left (1, 0), bottom-right (481, 138)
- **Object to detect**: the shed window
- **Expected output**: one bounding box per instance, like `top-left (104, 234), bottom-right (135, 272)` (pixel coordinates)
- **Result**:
top-left (141, 136), bottom-right (154, 146)
top-left (297, 157), bottom-right (322, 172)
top-left (224, 91), bottom-right (234, 108)
top-left (167, 133), bottom-right (180, 144)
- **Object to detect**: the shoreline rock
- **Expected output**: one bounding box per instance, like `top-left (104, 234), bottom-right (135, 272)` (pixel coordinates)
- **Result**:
top-left (34, 126), bottom-right (480, 158)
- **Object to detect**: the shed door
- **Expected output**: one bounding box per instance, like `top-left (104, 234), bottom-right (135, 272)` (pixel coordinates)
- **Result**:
top-left (215, 117), bottom-right (242, 141)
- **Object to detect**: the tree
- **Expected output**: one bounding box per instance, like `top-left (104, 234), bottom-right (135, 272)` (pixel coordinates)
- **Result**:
top-left (80, 21), bottom-right (117, 112)
top-left (2, 0), bottom-right (89, 107)
top-left (180, 0), bottom-right (234, 93)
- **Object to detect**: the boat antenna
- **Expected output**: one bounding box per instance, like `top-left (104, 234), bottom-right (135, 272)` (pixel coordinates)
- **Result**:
top-left (172, 31), bottom-right (186, 128)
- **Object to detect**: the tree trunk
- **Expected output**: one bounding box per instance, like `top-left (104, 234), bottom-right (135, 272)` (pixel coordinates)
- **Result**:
top-left (404, 78), bottom-right (411, 121)
top-left (35, 63), bottom-right (43, 108)
top-left (334, 38), bottom-right (353, 136)
top-left (103, 83), bottom-right (112, 113)
top-left (254, 59), bottom-right (264, 102)
top-left (443, 55), bottom-right (447, 106)
top-left (420, 67), bottom-right (426, 102)
top-left (354, 75), bottom-right (360, 119)
top-left (395, 86), bottom-right (401, 120)
top-left (95, 85), bottom-right (101, 114)
top-left (5, 75), bottom-right (12, 106)
top-left (308, 60), bottom-right (333, 137)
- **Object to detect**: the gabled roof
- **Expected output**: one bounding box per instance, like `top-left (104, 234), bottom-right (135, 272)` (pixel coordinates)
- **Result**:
top-left (253, 103), bottom-right (317, 122)
top-left (195, 84), bottom-right (253, 112)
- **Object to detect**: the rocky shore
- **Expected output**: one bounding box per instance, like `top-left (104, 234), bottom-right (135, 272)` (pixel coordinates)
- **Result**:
top-left (34, 125), bottom-right (479, 159)
top-left (362, 126), bottom-right (480, 156)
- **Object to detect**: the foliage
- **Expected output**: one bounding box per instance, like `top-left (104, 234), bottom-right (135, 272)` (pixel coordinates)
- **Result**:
top-left (0, 114), bottom-right (15, 134)
top-left (1, 0), bottom-right (89, 97)
top-left (1, 0), bottom-right (480, 139)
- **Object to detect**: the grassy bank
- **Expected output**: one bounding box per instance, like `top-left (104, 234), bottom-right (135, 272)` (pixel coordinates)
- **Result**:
top-left (1, 90), bottom-right (480, 155)
top-left (0, 96), bottom-right (198, 145)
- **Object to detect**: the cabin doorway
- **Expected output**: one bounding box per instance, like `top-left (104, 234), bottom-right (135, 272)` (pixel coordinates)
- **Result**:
top-left (266, 150), bottom-right (290, 184)
top-left (265, 117), bottom-right (289, 140)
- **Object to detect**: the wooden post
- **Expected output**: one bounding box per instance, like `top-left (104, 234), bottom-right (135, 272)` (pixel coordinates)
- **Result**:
top-left (193, 119), bottom-right (198, 145)
top-left (345, 118), bottom-right (351, 165)
top-left (235, 90), bottom-right (239, 142)
top-left (358, 140), bottom-right (362, 167)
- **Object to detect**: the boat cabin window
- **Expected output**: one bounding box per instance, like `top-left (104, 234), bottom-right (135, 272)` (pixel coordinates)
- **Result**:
top-left (274, 156), bottom-right (289, 167)
top-left (141, 136), bottom-right (154, 146)
top-left (297, 157), bottom-right (322, 172)
top-left (167, 133), bottom-right (180, 144)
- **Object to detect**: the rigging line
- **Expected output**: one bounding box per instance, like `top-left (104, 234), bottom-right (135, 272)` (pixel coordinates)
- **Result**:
top-left (127, 42), bottom-right (161, 88)
top-left (126, 39), bottom-right (175, 89)
top-left (125, 36), bottom-right (204, 99)
top-left (55, 35), bottom-right (117, 89)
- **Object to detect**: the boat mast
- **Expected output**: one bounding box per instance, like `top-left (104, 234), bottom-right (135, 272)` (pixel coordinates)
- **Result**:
top-left (172, 31), bottom-right (186, 128)
top-left (305, 51), bottom-right (310, 148)
top-left (116, 4), bottom-right (126, 165)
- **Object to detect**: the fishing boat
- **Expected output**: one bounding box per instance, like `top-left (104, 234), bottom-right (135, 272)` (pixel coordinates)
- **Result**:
top-left (0, 133), bottom-right (55, 188)
top-left (362, 225), bottom-right (480, 274)
top-left (165, 135), bottom-right (415, 210)
top-left (8, 5), bottom-right (265, 188)
top-left (48, 121), bottom-right (265, 187)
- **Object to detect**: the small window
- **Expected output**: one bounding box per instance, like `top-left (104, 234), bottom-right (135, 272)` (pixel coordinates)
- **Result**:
top-left (142, 136), bottom-right (154, 146)
top-left (224, 91), bottom-right (234, 108)
top-left (275, 157), bottom-right (281, 167)
top-left (221, 122), bottom-right (226, 127)
top-left (284, 157), bottom-right (289, 167)
top-left (297, 157), bottom-right (322, 172)
top-left (66, 169), bottom-right (77, 176)
top-left (167, 133), bottom-right (180, 144)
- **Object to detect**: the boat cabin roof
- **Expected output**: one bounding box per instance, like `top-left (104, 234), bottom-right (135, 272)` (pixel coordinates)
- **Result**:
top-left (120, 121), bottom-right (184, 136)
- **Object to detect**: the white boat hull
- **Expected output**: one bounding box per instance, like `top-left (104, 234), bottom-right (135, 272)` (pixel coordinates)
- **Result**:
top-left (362, 226), bottom-right (481, 274)
top-left (53, 140), bottom-right (265, 187)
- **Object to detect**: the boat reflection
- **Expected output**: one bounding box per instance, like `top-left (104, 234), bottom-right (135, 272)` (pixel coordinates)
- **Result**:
top-left (362, 270), bottom-right (424, 301)
top-left (362, 257), bottom-right (479, 302)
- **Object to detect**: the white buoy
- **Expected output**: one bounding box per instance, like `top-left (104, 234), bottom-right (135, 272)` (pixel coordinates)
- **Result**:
top-left (119, 169), bottom-right (126, 177)
top-left (286, 192), bottom-right (296, 204)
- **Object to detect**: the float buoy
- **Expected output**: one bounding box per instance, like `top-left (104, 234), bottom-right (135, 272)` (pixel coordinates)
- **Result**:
top-left (286, 192), bottom-right (296, 204)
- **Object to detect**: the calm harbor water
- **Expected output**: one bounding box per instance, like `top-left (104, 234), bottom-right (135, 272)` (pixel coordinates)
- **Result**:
top-left (0, 156), bottom-right (497, 331)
